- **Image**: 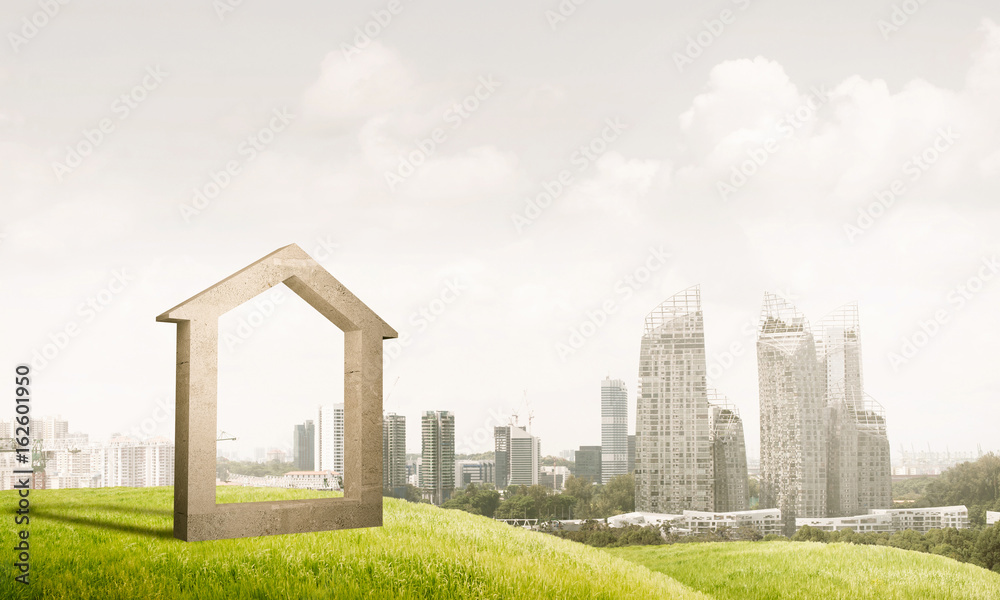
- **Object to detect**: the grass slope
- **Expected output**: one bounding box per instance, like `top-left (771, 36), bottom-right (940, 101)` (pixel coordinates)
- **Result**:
top-left (1, 487), bottom-right (704, 600)
top-left (607, 541), bottom-right (1000, 600)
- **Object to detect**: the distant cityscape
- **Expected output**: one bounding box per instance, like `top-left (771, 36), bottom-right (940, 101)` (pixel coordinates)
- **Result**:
top-left (1, 287), bottom-right (993, 537)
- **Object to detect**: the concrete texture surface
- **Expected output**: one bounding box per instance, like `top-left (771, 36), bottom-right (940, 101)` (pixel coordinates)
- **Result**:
top-left (157, 243), bottom-right (396, 541)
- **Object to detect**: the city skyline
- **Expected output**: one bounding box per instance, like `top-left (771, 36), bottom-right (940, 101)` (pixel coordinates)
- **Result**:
top-left (4, 2), bottom-right (1000, 463)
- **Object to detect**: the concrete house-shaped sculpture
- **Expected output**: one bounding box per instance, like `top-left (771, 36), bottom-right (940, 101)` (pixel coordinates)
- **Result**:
top-left (156, 243), bottom-right (396, 541)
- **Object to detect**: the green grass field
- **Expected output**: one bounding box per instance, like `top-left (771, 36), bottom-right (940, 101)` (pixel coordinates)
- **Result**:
top-left (1, 487), bottom-right (705, 599)
top-left (4, 487), bottom-right (1000, 599)
top-left (606, 541), bottom-right (1000, 600)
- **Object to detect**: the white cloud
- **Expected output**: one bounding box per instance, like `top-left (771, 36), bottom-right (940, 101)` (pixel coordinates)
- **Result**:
top-left (303, 42), bottom-right (416, 121)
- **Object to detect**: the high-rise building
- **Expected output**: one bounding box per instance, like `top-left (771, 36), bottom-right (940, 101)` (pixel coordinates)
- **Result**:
top-left (95, 436), bottom-right (174, 488)
top-left (627, 435), bottom-right (636, 475)
top-left (601, 377), bottom-right (629, 484)
top-left (757, 293), bottom-right (828, 534)
top-left (635, 286), bottom-right (715, 513)
top-left (494, 426), bottom-right (511, 490)
top-left (493, 425), bottom-right (541, 490)
top-left (495, 424), bottom-right (540, 488)
top-left (575, 445), bottom-right (602, 484)
top-left (40, 416), bottom-right (69, 442)
top-left (420, 411), bottom-right (455, 505)
top-left (293, 420), bottom-right (315, 471)
top-left (709, 391), bottom-right (749, 512)
top-left (816, 304), bottom-right (891, 517)
top-left (316, 404), bottom-right (344, 474)
top-left (508, 425), bottom-right (540, 486)
top-left (383, 413), bottom-right (407, 493)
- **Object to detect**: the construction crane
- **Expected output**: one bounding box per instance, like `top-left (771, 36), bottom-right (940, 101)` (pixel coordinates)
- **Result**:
top-left (385, 376), bottom-right (400, 411)
top-left (217, 430), bottom-right (237, 442)
top-left (523, 390), bottom-right (535, 434)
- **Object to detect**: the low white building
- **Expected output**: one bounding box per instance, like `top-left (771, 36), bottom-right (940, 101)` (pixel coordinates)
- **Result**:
top-left (872, 506), bottom-right (968, 532)
top-left (796, 506), bottom-right (969, 534)
top-left (680, 509), bottom-right (783, 537)
top-left (607, 511), bottom-right (681, 528)
top-left (986, 511), bottom-right (999, 526)
top-left (225, 470), bottom-right (341, 491)
top-left (608, 509), bottom-right (783, 537)
top-left (796, 513), bottom-right (893, 534)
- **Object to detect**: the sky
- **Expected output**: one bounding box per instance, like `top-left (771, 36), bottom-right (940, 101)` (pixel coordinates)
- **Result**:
top-left (2, 0), bottom-right (999, 461)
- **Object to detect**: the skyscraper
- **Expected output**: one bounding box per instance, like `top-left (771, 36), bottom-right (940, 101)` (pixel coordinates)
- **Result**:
top-left (508, 425), bottom-right (540, 486)
top-left (316, 404), bottom-right (344, 474)
top-left (575, 445), bottom-right (602, 484)
top-left (601, 377), bottom-right (628, 484)
top-left (494, 426), bottom-right (510, 490)
top-left (635, 286), bottom-right (715, 513)
top-left (757, 293), bottom-right (828, 533)
top-left (494, 424), bottom-right (540, 488)
top-left (627, 435), bottom-right (636, 475)
top-left (383, 413), bottom-right (407, 493)
top-left (421, 411), bottom-right (455, 505)
top-left (709, 390), bottom-right (749, 512)
top-left (41, 415), bottom-right (69, 442)
top-left (816, 304), bottom-right (891, 517)
top-left (293, 420), bottom-right (315, 471)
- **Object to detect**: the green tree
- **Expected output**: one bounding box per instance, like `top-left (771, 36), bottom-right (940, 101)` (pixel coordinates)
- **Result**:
top-left (404, 484), bottom-right (423, 503)
top-left (747, 477), bottom-right (760, 509)
top-left (792, 525), bottom-right (829, 543)
top-left (592, 474), bottom-right (635, 518)
top-left (972, 524), bottom-right (1000, 573)
top-left (563, 475), bottom-right (595, 518)
top-left (918, 453), bottom-right (1000, 526)
top-left (494, 494), bottom-right (536, 520)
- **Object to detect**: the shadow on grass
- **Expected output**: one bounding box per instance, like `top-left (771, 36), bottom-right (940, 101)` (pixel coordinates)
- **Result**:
top-left (50, 503), bottom-right (173, 517)
top-left (32, 506), bottom-right (174, 539)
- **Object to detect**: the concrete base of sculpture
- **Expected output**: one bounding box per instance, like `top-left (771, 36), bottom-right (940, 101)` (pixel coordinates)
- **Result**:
top-left (175, 499), bottom-right (382, 542)
top-left (157, 244), bottom-right (396, 541)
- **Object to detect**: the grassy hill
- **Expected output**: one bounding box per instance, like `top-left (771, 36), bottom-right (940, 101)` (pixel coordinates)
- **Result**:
top-left (607, 541), bottom-right (1000, 600)
top-left (3, 487), bottom-right (999, 599)
top-left (1, 487), bottom-right (704, 599)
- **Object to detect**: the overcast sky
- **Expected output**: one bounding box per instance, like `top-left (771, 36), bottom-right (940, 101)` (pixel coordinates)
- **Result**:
top-left (2, 1), bottom-right (999, 461)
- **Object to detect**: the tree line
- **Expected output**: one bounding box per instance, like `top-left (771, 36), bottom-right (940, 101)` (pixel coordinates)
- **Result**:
top-left (440, 473), bottom-right (636, 521)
